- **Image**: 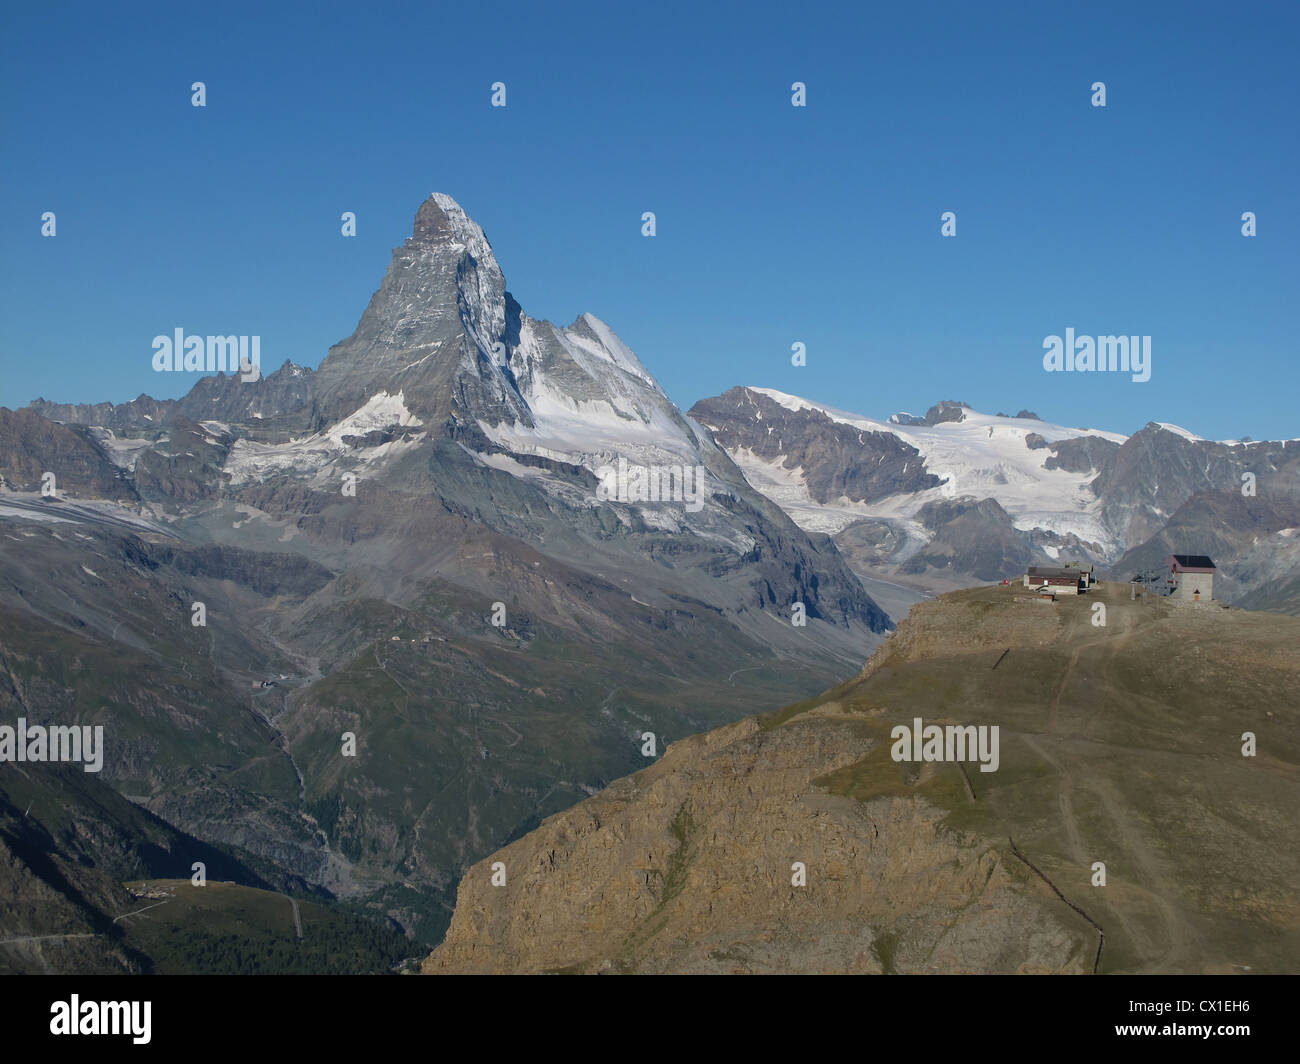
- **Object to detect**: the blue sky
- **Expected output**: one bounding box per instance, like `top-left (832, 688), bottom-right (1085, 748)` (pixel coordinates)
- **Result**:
top-left (2, 0), bottom-right (1296, 440)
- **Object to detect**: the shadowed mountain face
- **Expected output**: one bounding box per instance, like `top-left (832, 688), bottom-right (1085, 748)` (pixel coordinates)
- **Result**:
top-left (0, 762), bottom-right (408, 975)
top-left (0, 410), bottom-right (139, 501)
top-left (0, 195), bottom-right (887, 959)
top-left (1033, 434), bottom-right (1122, 474)
top-left (1110, 491), bottom-right (1300, 602)
top-left (1091, 424), bottom-right (1300, 546)
top-left (692, 387), bottom-right (941, 505)
top-left (426, 584), bottom-right (1300, 975)
top-left (1068, 426), bottom-right (1300, 605)
top-left (0, 763), bottom-right (285, 974)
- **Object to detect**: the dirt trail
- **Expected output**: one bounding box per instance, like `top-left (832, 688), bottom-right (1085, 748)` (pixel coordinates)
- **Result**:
top-left (1087, 775), bottom-right (1194, 971)
top-left (1025, 600), bottom-right (1182, 971)
top-left (0, 932), bottom-right (98, 945)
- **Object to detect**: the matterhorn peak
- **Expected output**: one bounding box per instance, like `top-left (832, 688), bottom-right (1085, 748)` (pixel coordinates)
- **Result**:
top-left (409, 192), bottom-right (498, 270)
top-left (309, 193), bottom-right (516, 428)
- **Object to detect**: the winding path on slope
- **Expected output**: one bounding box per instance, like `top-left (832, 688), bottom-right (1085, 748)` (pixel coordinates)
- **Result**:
top-left (1025, 600), bottom-right (1190, 972)
top-left (0, 932), bottom-right (99, 945)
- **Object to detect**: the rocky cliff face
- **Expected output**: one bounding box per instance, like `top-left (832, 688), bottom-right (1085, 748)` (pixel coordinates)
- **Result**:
top-left (423, 712), bottom-right (1087, 974)
top-left (1109, 491), bottom-right (1300, 598)
top-left (693, 387), bottom-right (940, 505)
top-left (0, 409), bottom-right (139, 500)
top-left (310, 194), bottom-right (524, 431)
top-left (28, 361), bottom-right (319, 442)
top-left (1041, 434), bottom-right (1122, 474)
top-left (1091, 423), bottom-right (1300, 547)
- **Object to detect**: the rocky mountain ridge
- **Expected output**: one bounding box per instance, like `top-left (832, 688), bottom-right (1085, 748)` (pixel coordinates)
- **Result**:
top-left (690, 387), bottom-right (1300, 609)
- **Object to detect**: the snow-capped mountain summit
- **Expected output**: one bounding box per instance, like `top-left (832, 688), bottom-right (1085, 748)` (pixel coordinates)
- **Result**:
top-left (311, 194), bottom-right (740, 501)
top-left (691, 386), bottom-right (1300, 601)
top-left (693, 387), bottom-right (1126, 546)
top-left (311, 192), bottom-right (524, 430)
top-left (479, 308), bottom-right (731, 486)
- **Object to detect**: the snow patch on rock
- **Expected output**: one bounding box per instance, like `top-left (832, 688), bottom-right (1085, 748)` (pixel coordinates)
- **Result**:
top-left (225, 391), bottom-right (425, 486)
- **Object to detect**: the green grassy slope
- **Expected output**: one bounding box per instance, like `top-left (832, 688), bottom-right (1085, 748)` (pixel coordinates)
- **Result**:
top-left (114, 880), bottom-right (412, 974)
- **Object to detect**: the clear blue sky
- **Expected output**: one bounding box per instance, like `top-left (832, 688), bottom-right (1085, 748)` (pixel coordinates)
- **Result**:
top-left (2, 0), bottom-right (1296, 440)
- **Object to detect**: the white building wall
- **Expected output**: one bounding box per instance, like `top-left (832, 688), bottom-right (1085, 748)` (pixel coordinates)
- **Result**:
top-left (1172, 571), bottom-right (1213, 601)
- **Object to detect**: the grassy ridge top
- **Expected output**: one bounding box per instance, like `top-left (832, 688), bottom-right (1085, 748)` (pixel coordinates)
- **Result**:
top-left (769, 583), bottom-right (1300, 973)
